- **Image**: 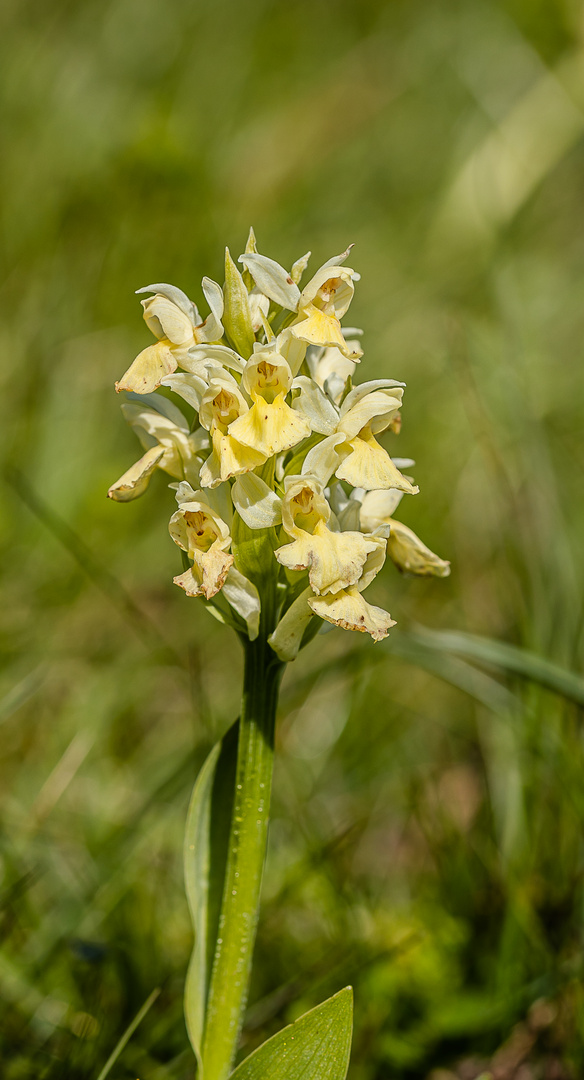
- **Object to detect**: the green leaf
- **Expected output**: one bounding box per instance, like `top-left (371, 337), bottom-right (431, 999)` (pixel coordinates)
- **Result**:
top-left (229, 987), bottom-right (353, 1080)
top-left (408, 627), bottom-right (584, 708)
top-left (224, 247), bottom-right (255, 359)
top-left (184, 722), bottom-right (239, 1069)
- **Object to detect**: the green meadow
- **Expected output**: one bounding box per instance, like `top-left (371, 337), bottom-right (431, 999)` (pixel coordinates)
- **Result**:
top-left (1, 0), bottom-right (583, 1076)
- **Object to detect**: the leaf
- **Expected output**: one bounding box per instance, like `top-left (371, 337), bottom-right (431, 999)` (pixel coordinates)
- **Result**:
top-left (229, 987), bottom-right (353, 1080)
top-left (238, 252), bottom-right (301, 311)
top-left (184, 722), bottom-right (239, 1068)
top-left (95, 987), bottom-right (161, 1080)
top-left (390, 634), bottom-right (517, 716)
top-left (409, 627), bottom-right (584, 708)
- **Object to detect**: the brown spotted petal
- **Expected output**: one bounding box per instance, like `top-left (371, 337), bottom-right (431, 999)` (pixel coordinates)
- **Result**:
top-left (275, 519), bottom-right (376, 596)
top-left (309, 586), bottom-right (395, 641)
top-left (173, 546), bottom-right (234, 600)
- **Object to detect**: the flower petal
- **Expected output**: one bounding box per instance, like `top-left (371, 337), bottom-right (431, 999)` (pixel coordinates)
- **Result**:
top-left (339, 379), bottom-right (406, 416)
top-left (231, 473), bottom-right (283, 529)
top-left (107, 445), bottom-right (164, 501)
top-left (388, 520), bottom-right (451, 577)
top-left (291, 376), bottom-right (339, 435)
top-left (161, 372), bottom-right (207, 411)
top-left (358, 534), bottom-right (387, 590)
top-left (338, 389), bottom-right (404, 439)
top-left (268, 587), bottom-right (314, 662)
top-left (201, 277), bottom-right (224, 322)
top-left (335, 428), bottom-right (419, 493)
top-left (136, 283), bottom-right (198, 323)
top-left (276, 328), bottom-right (307, 376)
top-left (199, 431), bottom-right (265, 488)
top-left (290, 251), bottom-right (311, 285)
top-left (301, 433), bottom-right (346, 486)
top-left (309, 586), bottom-right (395, 641)
top-left (228, 395), bottom-right (310, 458)
top-left (291, 306), bottom-right (361, 359)
top-left (359, 488), bottom-right (405, 530)
top-left (115, 341), bottom-right (177, 394)
top-left (248, 288), bottom-right (271, 332)
top-left (173, 545), bottom-right (234, 600)
top-left (275, 519), bottom-right (376, 595)
top-left (239, 252), bottom-right (301, 311)
top-left (183, 344), bottom-right (246, 375)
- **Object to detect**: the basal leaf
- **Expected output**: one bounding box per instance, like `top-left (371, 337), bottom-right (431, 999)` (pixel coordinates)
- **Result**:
top-left (184, 722), bottom-right (238, 1068)
top-left (229, 987), bottom-right (353, 1080)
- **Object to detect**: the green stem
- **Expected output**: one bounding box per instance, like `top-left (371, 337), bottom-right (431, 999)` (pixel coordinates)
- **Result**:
top-left (201, 636), bottom-right (284, 1080)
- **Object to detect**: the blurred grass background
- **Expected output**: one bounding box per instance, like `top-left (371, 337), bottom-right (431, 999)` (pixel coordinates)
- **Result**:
top-left (1, 0), bottom-right (584, 1077)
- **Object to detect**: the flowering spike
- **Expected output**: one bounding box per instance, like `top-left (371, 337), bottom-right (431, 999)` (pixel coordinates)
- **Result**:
top-left (109, 234), bottom-right (449, 655)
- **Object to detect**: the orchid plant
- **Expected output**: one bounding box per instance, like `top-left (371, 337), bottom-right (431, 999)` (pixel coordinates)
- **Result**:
top-left (108, 232), bottom-right (449, 1080)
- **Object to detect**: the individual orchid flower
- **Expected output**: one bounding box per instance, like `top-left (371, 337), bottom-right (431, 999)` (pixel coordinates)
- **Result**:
top-left (359, 489), bottom-right (451, 577)
top-left (334, 383), bottom-right (412, 490)
top-left (168, 488), bottom-right (233, 599)
top-left (268, 529), bottom-right (395, 662)
top-left (289, 249), bottom-right (362, 361)
top-left (107, 397), bottom-right (207, 501)
top-left (227, 346), bottom-right (311, 458)
top-left (274, 475), bottom-right (378, 596)
top-left (291, 378), bottom-right (419, 493)
top-left (115, 280), bottom-right (224, 394)
top-left (196, 368), bottom-right (266, 487)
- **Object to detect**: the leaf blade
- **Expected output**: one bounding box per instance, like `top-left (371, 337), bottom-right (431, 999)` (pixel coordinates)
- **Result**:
top-left (184, 723), bottom-right (239, 1067)
top-left (410, 628), bottom-right (584, 708)
top-left (229, 987), bottom-right (353, 1080)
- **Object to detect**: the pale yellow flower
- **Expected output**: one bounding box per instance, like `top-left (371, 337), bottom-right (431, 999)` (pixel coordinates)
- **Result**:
top-left (275, 476), bottom-right (379, 596)
top-left (290, 254), bottom-right (362, 360)
top-left (292, 378), bottom-right (418, 493)
top-left (169, 491), bottom-right (233, 600)
top-left (197, 369), bottom-right (265, 487)
top-left (115, 280), bottom-right (224, 394)
top-left (108, 399), bottom-right (207, 500)
top-left (228, 348), bottom-right (310, 458)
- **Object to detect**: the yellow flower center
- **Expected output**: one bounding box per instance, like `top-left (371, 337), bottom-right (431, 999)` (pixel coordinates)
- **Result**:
top-left (253, 360), bottom-right (286, 402)
top-left (184, 510), bottom-right (218, 552)
top-left (211, 388), bottom-right (243, 432)
top-left (290, 486), bottom-right (322, 533)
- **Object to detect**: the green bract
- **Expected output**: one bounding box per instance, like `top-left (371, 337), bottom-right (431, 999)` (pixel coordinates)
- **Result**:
top-left (108, 232), bottom-right (450, 659)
